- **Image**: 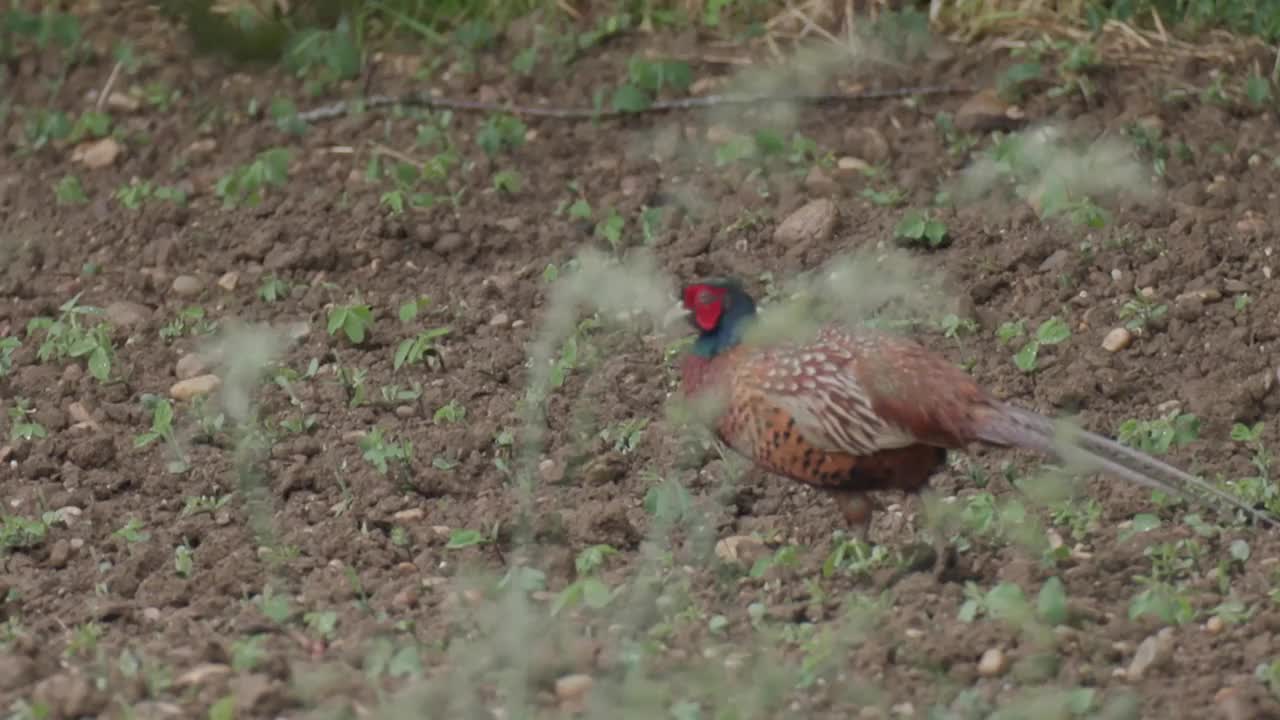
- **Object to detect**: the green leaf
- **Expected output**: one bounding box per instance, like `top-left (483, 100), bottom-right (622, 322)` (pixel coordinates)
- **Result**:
top-left (985, 582), bottom-right (1030, 622)
top-left (388, 644), bottom-right (423, 678)
top-left (894, 210), bottom-right (926, 239)
top-left (208, 695), bottom-right (235, 720)
top-left (88, 346), bottom-right (111, 381)
top-left (923, 219), bottom-right (949, 246)
top-left (581, 577), bottom-right (613, 608)
top-left (446, 529), bottom-right (485, 549)
top-left (1230, 539), bottom-right (1251, 563)
top-left (1013, 342), bottom-right (1039, 372)
top-left (1036, 316), bottom-right (1071, 345)
top-left (610, 84), bottom-right (651, 113)
top-left (1131, 513), bottom-right (1161, 532)
top-left (1037, 576), bottom-right (1068, 625)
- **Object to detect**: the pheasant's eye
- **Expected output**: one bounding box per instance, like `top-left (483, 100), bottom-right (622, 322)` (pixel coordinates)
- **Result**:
top-left (696, 290), bottom-right (716, 306)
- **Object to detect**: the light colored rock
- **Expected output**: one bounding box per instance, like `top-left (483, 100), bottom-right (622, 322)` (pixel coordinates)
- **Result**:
top-left (1205, 616), bottom-right (1225, 634)
top-left (394, 508), bottom-right (425, 522)
top-left (977, 648), bottom-right (1007, 677)
top-left (835, 156), bottom-right (871, 176)
top-left (554, 673), bottom-right (594, 703)
top-left (217, 272), bottom-right (239, 291)
top-left (955, 88), bottom-right (1020, 132)
top-left (187, 138), bottom-right (217, 156)
top-left (803, 166), bottom-right (837, 196)
top-left (104, 301), bottom-right (151, 329)
top-left (489, 312), bottom-right (510, 326)
top-left (774, 198), bottom-right (837, 246)
top-left (1102, 327), bottom-right (1132, 352)
top-left (106, 91), bottom-right (140, 112)
top-left (175, 353), bottom-right (208, 380)
top-left (73, 138), bottom-right (121, 168)
top-left (171, 275), bottom-right (204, 297)
top-left (170, 374), bottom-right (220, 401)
top-left (1126, 627), bottom-right (1174, 681)
top-left (714, 535), bottom-right (766, 564)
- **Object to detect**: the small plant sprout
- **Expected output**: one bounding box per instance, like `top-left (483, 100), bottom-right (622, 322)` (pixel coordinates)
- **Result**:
top-left (8, 398), bottom-right (46, 441)
top-left (1118, 292), bottom-right (1168, 333)
top-left (1010, 316), bottom-right (1071, 373)
top-left (327, 300), bottom-right (374, 344)
top-left (134, 394), bottom-right (189, 474)
top-left (359, 427), bottom-right (413, 476)
top-left (26, 293), bottom-right (115, 382)
top-left (893, 208), bottom-right (949, 248)
top-left (215, 147), bottom-right (292, 208)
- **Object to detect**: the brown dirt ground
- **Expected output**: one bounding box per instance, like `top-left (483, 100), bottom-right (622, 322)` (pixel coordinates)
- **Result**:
top-left (4, 3), bottom-right (1280, 719)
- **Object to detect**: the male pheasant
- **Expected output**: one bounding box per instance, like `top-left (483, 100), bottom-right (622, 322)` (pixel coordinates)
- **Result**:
top-left (669, 277), bottom-right (1276, 547)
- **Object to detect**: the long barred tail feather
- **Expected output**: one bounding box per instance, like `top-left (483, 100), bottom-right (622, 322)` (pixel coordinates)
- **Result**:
top-left (972, 402), bottom-right (1279, 529)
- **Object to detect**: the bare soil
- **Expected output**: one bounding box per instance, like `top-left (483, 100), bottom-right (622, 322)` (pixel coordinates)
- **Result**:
top-left (4, 4), bottom-right (1280, 719)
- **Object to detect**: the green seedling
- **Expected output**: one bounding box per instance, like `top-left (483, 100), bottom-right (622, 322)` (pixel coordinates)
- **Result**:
top-left (215, 147), bottom-right (291, 208)
top-left (552, 544), bottom-right (620, 615)
top-left (610, 56), bottom-right (692, 113)
top-left (893, 208), bottom-right (949, 248)
top-left (394, 328), bottom-right (450, 371)
top-left (160, 306), bottom-right (215, 341)
top-left (7, 398), bottom-right (46, 441)
top-left (258, 275), bottom-right (290, 302)
top-left (359, 427), bottom-right (414, 476)
top-left (492, 168), bottom-right (522, 193)
top-left (0, 515), bottom-right (48, 550)
top-left (1010, 316), bottom-right (1070, 372)
top-left (476, 113), bottom-right (526, 157)
top-left (174, 543), bottom-right (194, 578)
top-left (327, 301), bottom-right (373, 344)
top-left (0, 336), bottom-right (18, 376)
top-left (113, 518), bottom-right (150, 544)
top-left (54, 174), bottom-right (87, 204)
top-left (26, 293), bottom-right (114, 382)
top-left (1116, 411), bottom-right (1199, 456)
top-left (134, 394), bottom-right (189, 473)
top-left (1118, 293), bottom-right (1168, 333)
top-left (434, 400), bottom-right (465, 424)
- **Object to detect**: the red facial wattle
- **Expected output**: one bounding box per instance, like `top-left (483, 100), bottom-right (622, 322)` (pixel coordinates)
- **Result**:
top-left (684, 284), bottom-right (725, 331)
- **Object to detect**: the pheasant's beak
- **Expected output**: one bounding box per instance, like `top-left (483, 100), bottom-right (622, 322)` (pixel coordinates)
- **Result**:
top-left (662, 302), bottom-right (693, 331)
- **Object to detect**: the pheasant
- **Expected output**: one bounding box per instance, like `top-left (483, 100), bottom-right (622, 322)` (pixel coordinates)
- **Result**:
top-left (667, 276), bottom-right (1276, 560)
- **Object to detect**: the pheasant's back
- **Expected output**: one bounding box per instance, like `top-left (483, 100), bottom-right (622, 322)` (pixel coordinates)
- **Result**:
top-left (688, 324), bottom-right (992, 495)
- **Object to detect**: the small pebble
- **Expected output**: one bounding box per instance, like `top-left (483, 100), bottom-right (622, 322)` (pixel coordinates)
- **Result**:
top-left (175, 353), bottom-right (208, 380)
top-left (171, 275), bottom-right (204, 297)
top-left (1205, 616), bottom-right (1225, 634)
top-left (554, 674), bottom-right (593, 703)
top-left (977, 648), bottom-right (1008, 677)
top-left (1126, 627), bottom-right (1174, 681)
top-left (1102, 327), bottom-right (1132, 352)
top-left (489, 312), bottom-right (510, 327)
top-left (217, 272), bottom-right (239, 291)
top-left (169, 374), bottom-right (220, 401)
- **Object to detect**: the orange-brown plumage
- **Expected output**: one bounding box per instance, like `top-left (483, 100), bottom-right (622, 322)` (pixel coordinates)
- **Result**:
top-left (671, 277), bottom-right (1276, 540)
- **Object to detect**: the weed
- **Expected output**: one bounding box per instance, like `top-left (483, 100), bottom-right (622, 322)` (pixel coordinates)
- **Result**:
top-left (160, 306), bottom-right (215, 341)
top-left (434, 399), bottom-right (466, 424)
top-left (7, 398), bottom-right (46, 442)
top-left (215, 147), bottom-right (292, 208)
top-left (1118, 292), bottom-right (1168, 333)
top-left (327, 300), bottom-right (374, 344)
top-left (893, 208), bottom-right (949, 248)
top-left (134, 394), bottom-right (190, 474)
top-left (53, 174), bottom-right (88, 204)
top-left (998, 316), bottom-right (1071, 373)
top-left (359, 427), bottom-right (414, 476)
top-left (0, 336), bottom-right (18, 376)
top-left (26, 293), bottom-right (115, 382)
top-left (1116, 410), bottom-right (1199, 456)
top-left (258, 275), bottom-right (291, 302)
